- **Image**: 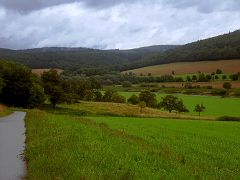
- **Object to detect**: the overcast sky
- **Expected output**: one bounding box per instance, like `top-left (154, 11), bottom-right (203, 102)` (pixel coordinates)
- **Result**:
top-left (0, 0), bottom-right (239, 50)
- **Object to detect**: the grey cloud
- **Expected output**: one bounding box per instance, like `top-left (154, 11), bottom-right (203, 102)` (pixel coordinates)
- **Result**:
top-left (164, 0), bottom-right (240, 13)
top-left (0, 0), bottom-right (138, 12)
top-left (0, 1), bottom-right (239, 49)
top-left (0, 0), bottom-right (77, 12)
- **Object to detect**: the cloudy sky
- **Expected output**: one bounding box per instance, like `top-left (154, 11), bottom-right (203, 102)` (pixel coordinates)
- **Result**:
top-left (0, 0), bottom-right (239, 50)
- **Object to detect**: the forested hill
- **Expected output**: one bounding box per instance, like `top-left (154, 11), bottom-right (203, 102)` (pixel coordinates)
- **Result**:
top-left (130, 30), bottom-right (240, 69)
top-left (0, 45), bottom-right (178, 70)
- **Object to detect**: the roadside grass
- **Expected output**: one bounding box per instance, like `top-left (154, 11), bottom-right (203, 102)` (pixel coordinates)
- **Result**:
top-left (119, 92), bottom-right (240, 117)
top-left (0, 104), bottom-right (12, 117)
top-left (25, 110), bottom-right (240, 179)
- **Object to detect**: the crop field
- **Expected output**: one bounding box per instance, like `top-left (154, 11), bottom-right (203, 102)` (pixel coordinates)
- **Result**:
top-left (25, 109), bottom-right (240, 179)
top-left (122, 59), bottom-right (240, 76)
top-left (119, 92), bottom-right (240, 117)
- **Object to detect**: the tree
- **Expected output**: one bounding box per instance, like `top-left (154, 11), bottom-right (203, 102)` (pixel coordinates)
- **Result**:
top-left (175, 100), bottom-right (189, 113)
top-left (222, 75), bottom-right (227, 80)
top-left (0, 76), bottom-right (4, 95)
top-left (206, 74), bottom-right (212, 81)
top-left (194, 104), bottom-right (205, 116)
top-left (122, 81), bottom-right (132, 87)
top-left (139, 90), bottom-right (157, 108)
top-left (215, 75), bottom-right (219, 80)
top-left (92, 90), bottom-right (102, 102)
top-left (223, 82), bottom-right (232, 96)
top-left (159, 95), bottom-right (178, 113)
top-left (28, 83), bottom-right (46, 108)
top-left (138, 101), bottom-right (146, 113)
top-left (41, 70), bottom-right (64, 108)
top-left (216, 69), bottom-right (223, 74)
top-left (0, 61), bottom-right (34, 107)
top-left (102, 90), bottom-right (115, 102)
top-left (128, 94), bottom-right (140, 105)
top-left (223, 82), bottom-right (232, 90)
top-left (192, 75), bottom-right (197, 81)
top-left (112, 93), bottom-right (126, 103)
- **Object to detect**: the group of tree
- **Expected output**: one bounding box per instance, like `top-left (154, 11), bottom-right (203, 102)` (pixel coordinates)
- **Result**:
top-left (127, 91), bottom-right (207, 115)
top-left (127, 92), bottom-right (189, 113)
top-left (0, 61), bottom-right (103, 108)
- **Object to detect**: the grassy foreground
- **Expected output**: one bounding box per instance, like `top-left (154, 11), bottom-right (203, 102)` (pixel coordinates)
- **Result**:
top-left (25, 109), bottom-right (240, 179)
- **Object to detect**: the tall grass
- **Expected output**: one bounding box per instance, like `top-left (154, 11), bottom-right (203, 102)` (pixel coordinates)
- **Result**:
top-left (25, 110), bottom-right (240, 179)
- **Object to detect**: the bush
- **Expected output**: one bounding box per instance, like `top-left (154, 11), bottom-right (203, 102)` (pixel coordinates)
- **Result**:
top-left (112, 93), bottom-right (126, 103)
top-left (217, 116), bottom-right (240, 121)
top-left (122, 81), bottom-right (132, 87)
top-left (216, 69), bottom-right (223, 74)
top-left (128, 94), bottom-right (140, 105)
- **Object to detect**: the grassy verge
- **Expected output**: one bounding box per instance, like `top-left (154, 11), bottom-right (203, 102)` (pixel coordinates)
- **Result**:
top-left (25, 110), bottom-right (240, 179)
top-left (0, 104), bottom-right (12, 117)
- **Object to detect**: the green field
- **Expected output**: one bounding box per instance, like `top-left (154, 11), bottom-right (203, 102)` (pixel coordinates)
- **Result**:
top-left (25, 109), bottom-right (240, 179)
top-left (119, 92), bottom-right (240, 117)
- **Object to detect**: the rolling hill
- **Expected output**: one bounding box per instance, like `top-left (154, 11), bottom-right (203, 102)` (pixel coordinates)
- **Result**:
top-left (0, 45), bottom-right (179, 70)
top-left (130, 30), bottom-right (240, 69)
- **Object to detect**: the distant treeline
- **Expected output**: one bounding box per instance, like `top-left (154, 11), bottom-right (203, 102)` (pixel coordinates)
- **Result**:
top-left (1, 31), bottom-right (240, 73)
top-left (0, 45), bottom-right (177, 71)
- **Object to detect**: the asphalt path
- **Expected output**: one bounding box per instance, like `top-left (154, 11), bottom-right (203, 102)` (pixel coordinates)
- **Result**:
top-left (0, 111), bottom-right (26, 180)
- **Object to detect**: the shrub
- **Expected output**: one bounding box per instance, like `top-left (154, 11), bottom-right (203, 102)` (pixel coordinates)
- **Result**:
top-left (216, 69), bottom-right (223, 74)
top-left (122, 81), bottom-right (132, 87)
top-left (217, 116), bottom-right (240, 121)
top-left (128, 94), bottom-right (140, 105)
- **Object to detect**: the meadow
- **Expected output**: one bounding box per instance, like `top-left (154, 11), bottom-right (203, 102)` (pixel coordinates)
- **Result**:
top-left (24, 109), bottom-right (240, 179)
top-left (119, 92), bottom-right (240, 117)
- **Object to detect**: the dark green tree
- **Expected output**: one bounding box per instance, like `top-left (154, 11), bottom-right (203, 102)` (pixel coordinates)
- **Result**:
top-left (139, 90), bottom-right (157, 108)
top-left (102, 90), bottom-right (115, 102)
top-left (216, 69), bottom-right (223, 74)
top-left (194, 104), bottom-right (205, 116)
top-left (41, 69), bottom-right (64, 108)
top-left (176, 100), bottom-right (189, 113)
top-left (28, 83), bottom-right (46, 108)
top-left (159, 95), bottom-right (178, 113)
top-left (128, 94), bottom-right (140, 105)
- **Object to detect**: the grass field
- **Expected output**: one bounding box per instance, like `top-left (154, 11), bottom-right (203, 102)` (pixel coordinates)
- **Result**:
top-left (122, 59), bottom-right (240, 76)
top-left (25, 109), bottom-right (240, 179)
top-left (119, 92), bottom-right (240, 117)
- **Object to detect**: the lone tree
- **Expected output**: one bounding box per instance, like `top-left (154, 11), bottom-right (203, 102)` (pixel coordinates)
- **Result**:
top-left (159, 95), bottom-right (188, 113)
top-left (159, 95), bottom-right (178, 113)
top-left (223, 82), bottom-right (232, 91)
top-left (194, 104), bottom-right (205, 116)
